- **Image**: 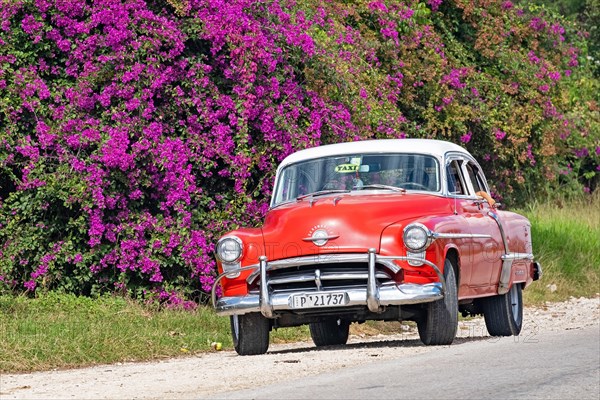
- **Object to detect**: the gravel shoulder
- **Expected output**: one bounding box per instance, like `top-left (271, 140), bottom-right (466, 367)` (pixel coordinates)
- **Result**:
top-left (1, 296), bottom-right (598, 400)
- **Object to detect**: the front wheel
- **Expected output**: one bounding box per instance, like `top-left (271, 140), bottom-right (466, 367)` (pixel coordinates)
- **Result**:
top-left (309, 318), bottom-right (350, 347)
top-left (230, 313), bottom-right (270, 355)
top-left (417, 258), bottom-right (458, 345)
top-left (482, 283), bottom-right (523, 336)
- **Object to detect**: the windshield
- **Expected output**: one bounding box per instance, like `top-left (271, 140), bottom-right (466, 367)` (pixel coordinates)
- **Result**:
top-left (272, 153), bottom-right (440, 206)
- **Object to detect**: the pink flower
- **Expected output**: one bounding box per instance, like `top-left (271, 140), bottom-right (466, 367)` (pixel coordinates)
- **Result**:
top-left (494, 129), bottom-right (507, 141)
top-left (528, 51), bottom-right (540, 64)
top-left (441, 68), bottom-right (468, 89)
top-left (548, 71), bottom-right (561, 81)
top-left (368, 1), bottom-right (388, 12)
top-left (427, 0), bottom-right (443, 11)
top-left (574, 148), bottom-right (589, 158)
top-left (526, 144), bottom-right (536, 166)
top-left (501, 1), bottom-right (513, 10)
top-left (460, 132), bottom-right (472, 143)
top-left (529, 17), bottom-right (547, 31)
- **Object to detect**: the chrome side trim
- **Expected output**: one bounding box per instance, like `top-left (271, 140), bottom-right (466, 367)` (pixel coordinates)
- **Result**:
top-left (404, 224), bottom-right (492, 253)
top-left (432, 232), bottom-right (493, 240)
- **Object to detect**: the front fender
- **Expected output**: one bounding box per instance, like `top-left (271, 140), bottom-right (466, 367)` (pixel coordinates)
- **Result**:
top-left (379, 216), bottom-right (457, 284)
top-left (217, 228), bottom-right (265, 296)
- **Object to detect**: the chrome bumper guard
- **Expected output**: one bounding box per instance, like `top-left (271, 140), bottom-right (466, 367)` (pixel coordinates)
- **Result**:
top-left (533, 261), bottom-right (542, 281)
top-left (211, 249), bottom-right (446, 318)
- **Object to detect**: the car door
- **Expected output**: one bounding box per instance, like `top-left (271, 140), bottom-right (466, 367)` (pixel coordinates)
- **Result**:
top-left (444, 157), bottom-right (477, 294)
top-left (460, 160), bottom-right (504, 289)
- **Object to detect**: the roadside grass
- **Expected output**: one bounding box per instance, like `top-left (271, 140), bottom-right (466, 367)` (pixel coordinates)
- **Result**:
top-left (0, 293), bottom-right (311, 373)
top-left (0, 293), bottom-right (228, 373)
top-left (517, 194), bottom-right (600, 304)
top-left (1, 198), bottom-right (598, 373)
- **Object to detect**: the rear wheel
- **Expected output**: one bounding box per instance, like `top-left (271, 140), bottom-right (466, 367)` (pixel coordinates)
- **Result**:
top-left (417, 259), bottom-right (458, 345)
top-left (482, 283), bottom-right (523, 336)
top-left (230, 313), bottom-right (270, 355)
top-left (309, 318), bottom-right (350, 347)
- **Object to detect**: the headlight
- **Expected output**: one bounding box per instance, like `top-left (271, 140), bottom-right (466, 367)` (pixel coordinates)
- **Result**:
top-left (216, 236), bottom-right (243, 263)
top-left (403, 224), bottom-right (432, 252)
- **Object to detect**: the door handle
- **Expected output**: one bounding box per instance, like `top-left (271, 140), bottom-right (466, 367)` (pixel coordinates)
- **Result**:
top-left (473, 199), bottom-right (486, 209)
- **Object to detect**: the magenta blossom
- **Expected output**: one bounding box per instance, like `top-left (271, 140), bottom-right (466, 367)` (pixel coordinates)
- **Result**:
top-left (574, 148), bottom-right (589, 158)
top-left (494, 129), bottom-right (507, 141)
top-left (427, 0), bottom-right (443, 11)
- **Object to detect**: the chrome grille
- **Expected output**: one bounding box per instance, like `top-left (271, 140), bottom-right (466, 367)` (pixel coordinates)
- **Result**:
top-left (250, 262), bottom-right (394, 293)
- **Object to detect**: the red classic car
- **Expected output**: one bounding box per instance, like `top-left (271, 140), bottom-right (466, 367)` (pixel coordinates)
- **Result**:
top-left (211, 139), bottom-right (542, 355)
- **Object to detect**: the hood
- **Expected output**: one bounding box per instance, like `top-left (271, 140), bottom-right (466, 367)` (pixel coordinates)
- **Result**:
top-left (261, 192), bottom-right (451, 260)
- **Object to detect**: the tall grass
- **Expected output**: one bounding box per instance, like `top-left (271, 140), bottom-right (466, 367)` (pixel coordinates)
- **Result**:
top-left (518, 194), bottom-right (600, 303)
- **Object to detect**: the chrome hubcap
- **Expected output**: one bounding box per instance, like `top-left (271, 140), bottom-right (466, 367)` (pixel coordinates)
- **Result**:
top-left (510, 285), bottom-right (520, 322)
top-left (232, 315), bottom-right (240, 340)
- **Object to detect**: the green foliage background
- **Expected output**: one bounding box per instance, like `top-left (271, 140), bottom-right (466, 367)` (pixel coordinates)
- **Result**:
top-left (0, 0), bottom-right (598, 301)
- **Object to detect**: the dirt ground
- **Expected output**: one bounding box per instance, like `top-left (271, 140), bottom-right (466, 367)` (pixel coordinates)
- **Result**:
top-left (1, 296), bottom-right (598, 400)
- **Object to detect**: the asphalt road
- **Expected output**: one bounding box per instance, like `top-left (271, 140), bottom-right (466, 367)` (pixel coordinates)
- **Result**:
top-left (217, 326), bottom-right (600, 400)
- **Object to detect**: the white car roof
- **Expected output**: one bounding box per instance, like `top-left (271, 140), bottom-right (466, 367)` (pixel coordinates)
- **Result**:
top-left (277, 139), bottom-right (471, 169)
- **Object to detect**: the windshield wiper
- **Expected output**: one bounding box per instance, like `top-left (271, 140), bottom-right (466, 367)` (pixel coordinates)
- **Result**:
top-left (353, 184), bottom-right (406, 192)
top-left (296, 189), bottom-right (351, 201)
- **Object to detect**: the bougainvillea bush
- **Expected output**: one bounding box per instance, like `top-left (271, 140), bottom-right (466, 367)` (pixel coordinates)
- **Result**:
top-left (0, 0), bottom-right (598, 302)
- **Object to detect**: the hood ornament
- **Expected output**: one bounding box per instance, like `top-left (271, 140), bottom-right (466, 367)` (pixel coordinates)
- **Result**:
top-left (302, 226), bottom-right (339, 246)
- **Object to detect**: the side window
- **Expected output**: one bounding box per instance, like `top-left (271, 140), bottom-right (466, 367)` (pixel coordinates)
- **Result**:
top-left (476, 170), bottom-right (487, 192)
top-left (464, 163), bottom-right (482, 194)
top-left (446, 160), bottom-right (466, 195)
top-left (464, 162), bottom-right (487, 195)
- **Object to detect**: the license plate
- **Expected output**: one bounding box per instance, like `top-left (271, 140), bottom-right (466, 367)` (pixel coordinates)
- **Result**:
top-left (290, 292), bottom-right (349, 309)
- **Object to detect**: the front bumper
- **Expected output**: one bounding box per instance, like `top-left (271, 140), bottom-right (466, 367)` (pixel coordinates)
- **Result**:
top-left (212, 249), bottom-right (446, 318)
